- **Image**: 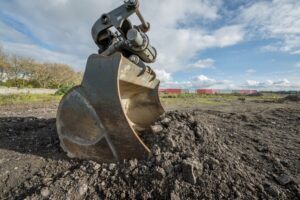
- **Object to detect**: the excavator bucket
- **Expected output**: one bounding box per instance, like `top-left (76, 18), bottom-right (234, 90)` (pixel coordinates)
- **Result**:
top-left (57, 0), bottom-right (165, 162)
top-left (56, 53), bottom-right (164, 162)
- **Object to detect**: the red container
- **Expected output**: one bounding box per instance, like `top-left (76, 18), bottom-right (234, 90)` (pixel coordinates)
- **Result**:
top-left (196, 89), bottom-right (218, 94)
top-left (159, 88), bottom-right (182, 94)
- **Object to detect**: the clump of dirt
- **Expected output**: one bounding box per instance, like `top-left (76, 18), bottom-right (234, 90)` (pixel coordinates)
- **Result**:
top-left (283, 95), bottom-right (300, 102)
top-left (2, 110), bottom-right (299, 200)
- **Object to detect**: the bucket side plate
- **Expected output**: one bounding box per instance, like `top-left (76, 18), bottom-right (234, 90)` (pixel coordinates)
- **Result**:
top-left (56, 53), bottom-right (164, 162)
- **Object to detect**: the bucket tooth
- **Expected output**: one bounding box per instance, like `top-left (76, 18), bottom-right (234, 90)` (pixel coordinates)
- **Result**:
top-left (56, 53), bottom-right (164, 162)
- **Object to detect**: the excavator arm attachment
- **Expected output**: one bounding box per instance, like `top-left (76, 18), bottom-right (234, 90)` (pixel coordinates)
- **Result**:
top-left (56, 0), bottom-right (164, 162)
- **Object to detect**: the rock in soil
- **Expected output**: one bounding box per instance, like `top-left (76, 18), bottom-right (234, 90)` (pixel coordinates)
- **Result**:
top-left (40, 188), bottom-right (50, 197)
top-left (181, 162), bottom-right (196, 185)
top-left (151, 125), bottom-right (163, 134)
top-left (275, 174), bottom-right (292, 186)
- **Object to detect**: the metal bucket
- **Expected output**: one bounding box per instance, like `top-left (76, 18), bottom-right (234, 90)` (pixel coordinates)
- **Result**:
top-left (56, 53), bottom-right (164, 163)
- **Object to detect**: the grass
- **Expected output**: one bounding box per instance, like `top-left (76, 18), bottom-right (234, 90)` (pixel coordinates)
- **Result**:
top-left (0, 93), bottom-right (284, 106)
top-left (159, 93), bottom-right (283, 107)
top-left (160, 94), bottom-right (227, 106)
top-left (0, 94), bottom-right (62, 105)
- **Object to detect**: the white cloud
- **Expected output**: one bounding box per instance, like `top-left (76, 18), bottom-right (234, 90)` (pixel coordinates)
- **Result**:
top-left (193, 74), bottom-right (211, 82)
top-left (152, 25), bottom-right (244, 73)
top-left (246, 80), bottom-right (260, 87)
top-left (189, 58), bottom-right (215, 69)
top-left (161, 75), bottom-right (234, 89)
top-left (192, 75), bottom-right (232, 88)
top-left (245, 79), bottom-right (300, 90)
top-left (246, 69), bottom-right (256, 75)
top-left (295, 62), bottom-right (300, 68)
top-left (1, 0), bottom-right (299, 91)
top-left (0, 21), bottom-right (29, 44)
top-left (239, 0), bottom-right (300, 54)
top-left (0, 0), bottom-right (121, 69)
top-left (212, 25), bottom-right (244, 47)
top-left (0, 0), bottom-right (244, 74)
top-left (2, 41), bottom-right (85, 71)
top-left (155, 69), bottom-right (172, 83)
top-left (161, 76), bottom-right (300, 90)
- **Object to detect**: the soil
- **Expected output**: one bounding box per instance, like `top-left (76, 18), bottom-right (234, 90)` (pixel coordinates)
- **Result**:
top-left (283, 95), bottom-right (300, 102)
top-left (0, 100), bottom-right (299, 199)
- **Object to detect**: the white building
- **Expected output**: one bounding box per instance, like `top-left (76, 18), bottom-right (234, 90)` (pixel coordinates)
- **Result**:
top-left (0, 70), bottom-right (8, 82)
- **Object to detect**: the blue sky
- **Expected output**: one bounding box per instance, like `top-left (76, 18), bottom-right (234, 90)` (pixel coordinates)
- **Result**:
top-left (0, 0), bottom-right (300, 90)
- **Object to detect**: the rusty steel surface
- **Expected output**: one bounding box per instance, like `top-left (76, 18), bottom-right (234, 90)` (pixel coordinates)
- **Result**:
top-left (56, 53), bottom-right (164, 162)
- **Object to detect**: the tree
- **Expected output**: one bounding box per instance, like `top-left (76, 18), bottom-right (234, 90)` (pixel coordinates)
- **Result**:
top-left (30, 62), bottom-right (82, 88)
top-left (6, 55), bottom-right (34, 87)
top-left (0, 45), bottom-right (82, 88)
top-left (0, 46), bottom-right (9, 82)
top-left (47, 63), bottom-right (82, 87)
top-left (29, 63), bottom-right (52, 88)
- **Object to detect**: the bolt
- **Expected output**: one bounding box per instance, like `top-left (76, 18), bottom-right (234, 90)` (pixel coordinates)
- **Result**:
top-left (101, 14), bottom-right (109, 24)
top-left (125, 0), bottom-right (138, 8)
top-left (129, 55), bottom-right (140, 64)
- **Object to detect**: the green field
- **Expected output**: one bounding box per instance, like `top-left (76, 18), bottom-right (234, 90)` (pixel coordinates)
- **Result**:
top-left (0, 94), bottom-right (62, 105)
top-left (0, 93), bottom-right (283, 106)
top-left (159, 93), bottom-right (282, 106)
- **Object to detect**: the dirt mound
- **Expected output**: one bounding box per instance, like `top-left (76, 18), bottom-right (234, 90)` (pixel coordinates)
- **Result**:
top-left (1, 110), bottom-right (299, 199)
top-left (283, 95), bottom-right (300, 102)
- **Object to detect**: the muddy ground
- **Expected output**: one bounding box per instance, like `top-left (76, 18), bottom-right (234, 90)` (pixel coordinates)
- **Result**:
top-left (0, 99), bottom-right (299, 199)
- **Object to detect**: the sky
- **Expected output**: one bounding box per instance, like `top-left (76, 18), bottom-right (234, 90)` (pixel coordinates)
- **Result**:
top-left (0, 0), bottom-right (300, 90)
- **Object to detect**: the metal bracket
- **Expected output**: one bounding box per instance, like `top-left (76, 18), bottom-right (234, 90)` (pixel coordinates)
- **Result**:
top-left (91, 0), bottom-right (149, 47)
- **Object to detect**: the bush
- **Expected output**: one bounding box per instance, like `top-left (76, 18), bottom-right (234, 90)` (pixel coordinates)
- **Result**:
top-left (238, 97), bottom-right (246, 102)
top-left (177, 93), bottom-right (197, 98)
top-left (283, 95), bottom-right (300, 102)
top-left (55, 85), bottom-right (73, 95)
top-left (0, 79), bottom-right (42, 88)
top-left (247, 92), bottom-right (263, 97)
top-left (160, 93), bottom-right (178, 98)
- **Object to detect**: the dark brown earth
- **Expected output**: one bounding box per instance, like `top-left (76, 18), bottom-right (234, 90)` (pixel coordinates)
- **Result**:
top-left (0, 99), bottom-right (299, 199)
